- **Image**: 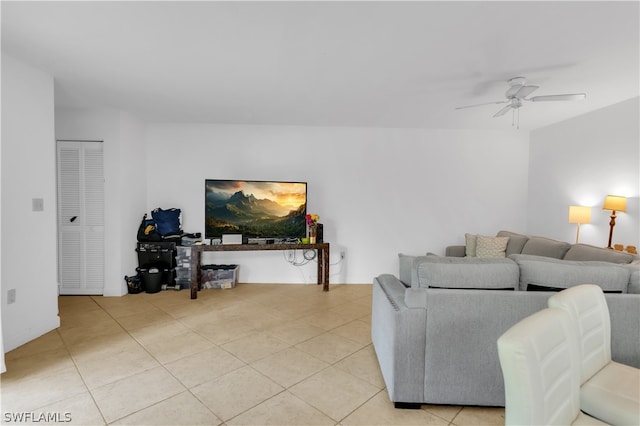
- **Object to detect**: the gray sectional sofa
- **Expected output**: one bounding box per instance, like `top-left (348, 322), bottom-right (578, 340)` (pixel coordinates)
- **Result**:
top-left (372, 231), bottom-right (640, 408)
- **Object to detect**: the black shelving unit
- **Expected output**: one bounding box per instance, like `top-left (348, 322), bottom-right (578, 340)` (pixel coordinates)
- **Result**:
top-left (136, 242), bottom-right (177, 288)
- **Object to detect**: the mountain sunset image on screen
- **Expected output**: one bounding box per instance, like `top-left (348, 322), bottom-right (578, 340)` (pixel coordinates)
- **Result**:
top-left (204, 179), bottom-right (307, 239)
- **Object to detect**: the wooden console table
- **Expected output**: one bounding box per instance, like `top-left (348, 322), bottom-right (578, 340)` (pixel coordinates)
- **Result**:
top-left (189, 242), bottom-right (330, 299)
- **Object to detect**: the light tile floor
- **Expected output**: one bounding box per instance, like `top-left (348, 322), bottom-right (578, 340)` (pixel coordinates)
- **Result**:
top-left (1, 284), bottom-right (505, 425)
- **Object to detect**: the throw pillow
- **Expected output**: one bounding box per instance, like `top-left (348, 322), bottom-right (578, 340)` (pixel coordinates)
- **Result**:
top-left (476, 236), bottom-right (509, 258)
top-left (465, 233), bottom-right (477, 257)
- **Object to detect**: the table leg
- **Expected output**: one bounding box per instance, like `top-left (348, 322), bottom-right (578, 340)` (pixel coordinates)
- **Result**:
top-left (317, 247), bottom-right (323, 286)
top-left (190, 248), bottom-right (200, 299)
top-left (323, 245), bottom-right (330, 291)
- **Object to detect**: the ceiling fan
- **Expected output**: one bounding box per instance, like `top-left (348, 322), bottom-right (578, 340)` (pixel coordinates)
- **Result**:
top-left (455, 77), bottom-right (586, 126)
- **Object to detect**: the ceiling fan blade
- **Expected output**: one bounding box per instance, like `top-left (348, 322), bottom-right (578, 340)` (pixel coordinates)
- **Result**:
top-left (515, 85), bottom-right (539, 99)
top-left (493, 104), bottom-right (513, 117)
top-left (455, 100), bottom-right (508, 110)
top-left (529, 93), bottom-right (587, 102)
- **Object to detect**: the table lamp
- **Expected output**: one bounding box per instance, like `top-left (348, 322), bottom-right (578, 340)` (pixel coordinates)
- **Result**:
top-left (602, 195), bottom-right (626, 249)
top-left (568, 205), bottom-right (591, 243)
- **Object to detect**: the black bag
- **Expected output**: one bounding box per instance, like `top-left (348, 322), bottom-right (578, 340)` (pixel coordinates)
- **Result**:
top-left (137, 214), bottom-right (162, 242)
top-left (124, 273), bottom-right (144, 294)
top-left (152, 208), bottom-right (182, 236)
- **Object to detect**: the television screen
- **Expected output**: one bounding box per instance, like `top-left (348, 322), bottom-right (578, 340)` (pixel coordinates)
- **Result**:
top-left (205, 179), bottom-right (307, 240)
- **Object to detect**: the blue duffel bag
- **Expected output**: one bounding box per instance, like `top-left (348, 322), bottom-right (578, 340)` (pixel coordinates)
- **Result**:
top-left (151, 208), bottom-right (181, 236)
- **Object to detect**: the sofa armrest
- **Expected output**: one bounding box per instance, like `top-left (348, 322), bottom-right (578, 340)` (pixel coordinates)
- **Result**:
top-left (374, 274), bottom-right (411, 309)
top-left (372, 275), bottom-right (427, 403)
top-left (445, 245), bottom-right (466, 257)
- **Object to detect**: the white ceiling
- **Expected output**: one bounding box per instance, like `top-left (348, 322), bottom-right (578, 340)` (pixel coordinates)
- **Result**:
top-left (2, 1), bottom-right (639, 131)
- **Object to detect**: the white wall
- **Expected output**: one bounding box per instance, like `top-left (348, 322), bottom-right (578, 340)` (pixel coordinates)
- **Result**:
top-left (55, 108), bottom-right (146, 296)
top-left (146, 124), bottom-right (530, 283)
top-left (0, 56), bottom-right (2, 373)
top-left (118, 113), bottom-right (148, 288)
top-left (3, 55), bottom-right (636, 362)
top-left (528, 98), bottom-right (639, 248)
top-left (1, 53), bottom-right (59, 352)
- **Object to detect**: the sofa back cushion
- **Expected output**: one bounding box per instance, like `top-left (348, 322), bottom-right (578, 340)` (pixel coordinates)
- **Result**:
top-left (564, 243), bottom-right (635, 264)
top-left (398, 253), bottom-right (416, 286)
top-left (414, 256), bottom-right (519, 290)
top-left (521, 237), bottom-right (571, 259)
top-left (496, 230), bottom-right (529, 256)
top-left (510, 254), bottom-right (631, 293)
top-left (626, 264), bottom-right (640, 294)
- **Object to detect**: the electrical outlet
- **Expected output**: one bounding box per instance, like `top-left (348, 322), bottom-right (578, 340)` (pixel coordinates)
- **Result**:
top-left (32, 198), bottom-right (44, 212)
top-left (340, 251), bottom-right (345, 260)
top-left (7, 289), bottom-right (16, 304)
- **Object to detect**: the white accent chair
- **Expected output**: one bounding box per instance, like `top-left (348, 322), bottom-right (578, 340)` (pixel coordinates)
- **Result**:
top-left (498, 307), bottom-right (608, 425)
top-left (548, 284), bottom-right (640, 426)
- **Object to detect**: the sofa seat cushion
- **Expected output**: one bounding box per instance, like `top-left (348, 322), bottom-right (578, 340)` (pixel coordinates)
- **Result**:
top-left (510, 254), bottom-right (631, 293)
top-left (580, 361), bottom-right (640, 426)
top-left (521, 236), bottom-right (571, 259)
top-left (564, 243), bottom-right (636, 264)
top-left (414, 256), bottom-right (519, 290)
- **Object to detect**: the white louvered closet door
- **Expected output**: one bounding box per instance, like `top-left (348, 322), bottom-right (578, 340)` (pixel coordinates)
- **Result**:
top-left (57, 141), bottom-right (105, 295)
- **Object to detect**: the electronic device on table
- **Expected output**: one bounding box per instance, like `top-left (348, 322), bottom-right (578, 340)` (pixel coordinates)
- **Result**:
top-left (205, 179), bottom-right (307, 244)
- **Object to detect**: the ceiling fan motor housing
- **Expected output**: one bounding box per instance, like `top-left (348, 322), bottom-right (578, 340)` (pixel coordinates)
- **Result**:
top-left (505, 77), bottom-right (528, 98)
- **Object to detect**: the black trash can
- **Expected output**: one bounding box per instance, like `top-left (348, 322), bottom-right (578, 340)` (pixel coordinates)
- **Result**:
top-left (124, 273), bottom-right (144, 294)
top-left (140, 265), bottom-right (163, 294)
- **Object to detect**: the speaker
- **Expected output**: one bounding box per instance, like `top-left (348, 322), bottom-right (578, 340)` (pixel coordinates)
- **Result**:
top-left (317, 223), bottom-right (324, 243)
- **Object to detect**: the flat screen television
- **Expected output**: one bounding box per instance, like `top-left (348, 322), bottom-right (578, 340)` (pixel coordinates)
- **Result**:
top-left (205, 179), bottom-right (307, 240)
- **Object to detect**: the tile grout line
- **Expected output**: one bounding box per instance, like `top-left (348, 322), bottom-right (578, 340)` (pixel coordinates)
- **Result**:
top-left (59, 296), bottom-right (188, 424)
top-left (93, 295), bottom-right (227, 425)
top-left (52, 297), bottom-right (111, 426)
top-left (162, 296), bottom-right (337, 423)
top-left (14, 286), bottom-right (500, 425)
top-left (145, 287), bottom-right (374, 424)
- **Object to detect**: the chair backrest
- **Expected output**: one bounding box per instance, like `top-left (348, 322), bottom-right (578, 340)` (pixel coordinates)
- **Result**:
top-left (498, 308), bottom-right (582, 425)
top-left (548, 284), bottom-right (612, 384)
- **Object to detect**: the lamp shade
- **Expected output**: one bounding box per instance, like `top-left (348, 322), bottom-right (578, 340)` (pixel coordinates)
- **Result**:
top-left (568, 206), bottom-right (591, 224)
top-left (602, 195), bottom-right (627, 212)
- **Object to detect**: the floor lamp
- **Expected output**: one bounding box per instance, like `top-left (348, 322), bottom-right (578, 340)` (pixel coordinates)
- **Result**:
top-left (602, 195), bottom-right (626, 249)
top-left (568, 206), bottom-right (591, 243)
